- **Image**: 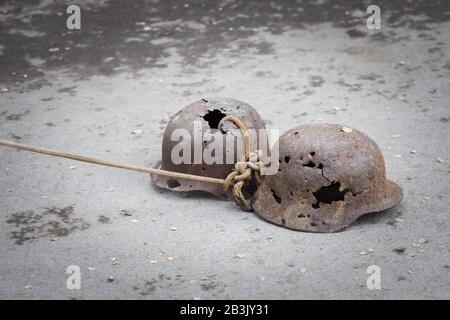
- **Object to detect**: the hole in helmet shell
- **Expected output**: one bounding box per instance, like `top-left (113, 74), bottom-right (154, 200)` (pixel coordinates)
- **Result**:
top-left (303, 160), bottom-right (315, 167)
top-left (284, 156), bottom-right (290, 163)
top-left (241, 176), bottom-right (258, 200)
top-left (271, 189), bottom-right (282, 204)
top-left (203, 109), bottom-right (227, 129)
top-left (167, 179), bottom-right (181, 189)
top-left (312, 181), bottom-right (349, 209)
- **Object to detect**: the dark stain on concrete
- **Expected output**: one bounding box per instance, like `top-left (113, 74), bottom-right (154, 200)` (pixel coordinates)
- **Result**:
top-left (57, 86), bottom-right (77, 94)
top-left (199, 275), bottom-right (222, 292)
top-left (133, 274), bottom-right (175, 296)
top-left (346, 28), bottom-right (367, 38)
top-left (138, 280), bottom-right (158, 295)
top-left (6, 206), bottom-right (90, 245)
top-left (358, 73), bottom-right (382, 81)
top-left (5, 111), bottom-right (30, 121)
top-left (0, 0), bottom-right (448, 91)
top-left (98, 215), bottom-right (111, 224)
top-left (393, 247), bottom-right (406, 255)
top-left (9, 133), bottom-right (22, 140)
top-left (336, 79), bottom-right (363, 92)
top-left (310, 75), bottom-right (324, 87)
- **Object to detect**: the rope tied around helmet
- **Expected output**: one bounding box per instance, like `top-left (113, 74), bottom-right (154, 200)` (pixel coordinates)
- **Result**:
top-left (218, 115), bottom-right (268, 211)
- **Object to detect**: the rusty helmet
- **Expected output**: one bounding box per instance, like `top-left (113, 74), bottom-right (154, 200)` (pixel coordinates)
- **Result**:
top-left (152, 98), bottom-right (267, 199)
top-left (252, 123), bottom-right (402, 232)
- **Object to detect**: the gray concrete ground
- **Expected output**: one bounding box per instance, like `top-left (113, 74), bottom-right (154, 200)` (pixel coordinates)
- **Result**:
top-left (0, 0), bottom-right (449, 299)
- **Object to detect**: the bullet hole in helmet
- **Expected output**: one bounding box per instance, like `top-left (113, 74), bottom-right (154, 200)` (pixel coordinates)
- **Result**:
top-left (284, 156), bottom-right (290, 163)
top-left (281, 219), bottom-right (286, 225)
top-left (303, 151), bottom-right (316, 167)
top-left (203, 109), bottom-right (227, 129)
top-left (271, 189), bottom-right (282, 204)
top-left (311, 222), bottom-right (317, 227)
top-left (167, 179), bottom-right (181, 188)
top-left (318, 163), bottom-right (323, 169)
top-left (298, 214), bottom-right (305, 218)
top-left (312, 181), bottom-right (348, 209)
top-left (303, 160), bottom-right (316, 167)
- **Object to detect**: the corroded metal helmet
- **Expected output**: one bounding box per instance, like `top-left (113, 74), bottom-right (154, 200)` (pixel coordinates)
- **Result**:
top-left (152, 98), bottom-right (267, 199)
top-left (252, 123), bottom-right (402, 232)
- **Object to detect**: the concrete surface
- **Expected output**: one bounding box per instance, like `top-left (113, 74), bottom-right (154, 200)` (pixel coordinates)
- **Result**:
top-left (0, 0), bottom-right (449, 299)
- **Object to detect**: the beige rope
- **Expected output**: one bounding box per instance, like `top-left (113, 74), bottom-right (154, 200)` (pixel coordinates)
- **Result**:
top-left (218, 115), bottom-right (266, 211)
top-left (0, 139), bottom-right (225, 185)
top-left (0, 116), bottom-right (266, 211)
top-left (218, 115), bottom-right (251, 161)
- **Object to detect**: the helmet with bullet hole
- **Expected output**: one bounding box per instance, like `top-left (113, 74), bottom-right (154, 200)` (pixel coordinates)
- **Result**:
top-left (251, 123), bottom-right (403, 232)
top-left (152, 98), bottom-right (267, 200)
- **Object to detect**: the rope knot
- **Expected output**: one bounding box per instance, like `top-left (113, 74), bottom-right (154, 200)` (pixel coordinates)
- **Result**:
top-left (218, 115), bottom-right (269, 211)
top-left (224, 149), bottom-right (266, 211)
